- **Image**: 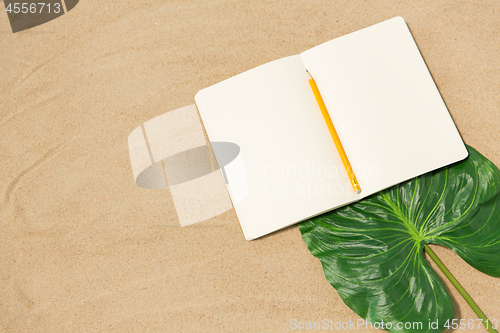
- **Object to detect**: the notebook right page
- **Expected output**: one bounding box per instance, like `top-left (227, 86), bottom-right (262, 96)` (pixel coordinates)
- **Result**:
top-left (300, 17), bottom-right (468, 197)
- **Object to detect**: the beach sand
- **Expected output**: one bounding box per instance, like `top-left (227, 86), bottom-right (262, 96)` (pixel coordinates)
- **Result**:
top-left (1, 1), bottom-right (499, 331)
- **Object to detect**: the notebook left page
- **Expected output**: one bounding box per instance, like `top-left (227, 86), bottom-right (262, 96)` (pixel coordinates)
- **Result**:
top-left (195, 55), bottom-right (360, 240)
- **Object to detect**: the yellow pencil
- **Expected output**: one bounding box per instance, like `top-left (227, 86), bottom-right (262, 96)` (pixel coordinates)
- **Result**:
top-left (306, 70), bottom-right (361, 194)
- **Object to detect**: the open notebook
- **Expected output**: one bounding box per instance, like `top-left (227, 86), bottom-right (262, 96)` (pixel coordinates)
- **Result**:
top-left (195, 17), bottom-right (468, 240)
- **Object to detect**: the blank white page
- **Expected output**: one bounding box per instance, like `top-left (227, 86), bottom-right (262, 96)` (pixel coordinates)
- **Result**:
top-left (300, 17), bottom-right (468, 197)
top-left (195, 55), bottom-right (359, 240)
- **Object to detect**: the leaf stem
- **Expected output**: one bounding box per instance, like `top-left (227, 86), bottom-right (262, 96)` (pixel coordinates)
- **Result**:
top-left (424, 245), bottom-right (497, 333)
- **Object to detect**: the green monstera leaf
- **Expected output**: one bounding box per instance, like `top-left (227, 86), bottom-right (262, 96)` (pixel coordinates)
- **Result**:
top-left (299, 146), bottom-right (500, 333)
